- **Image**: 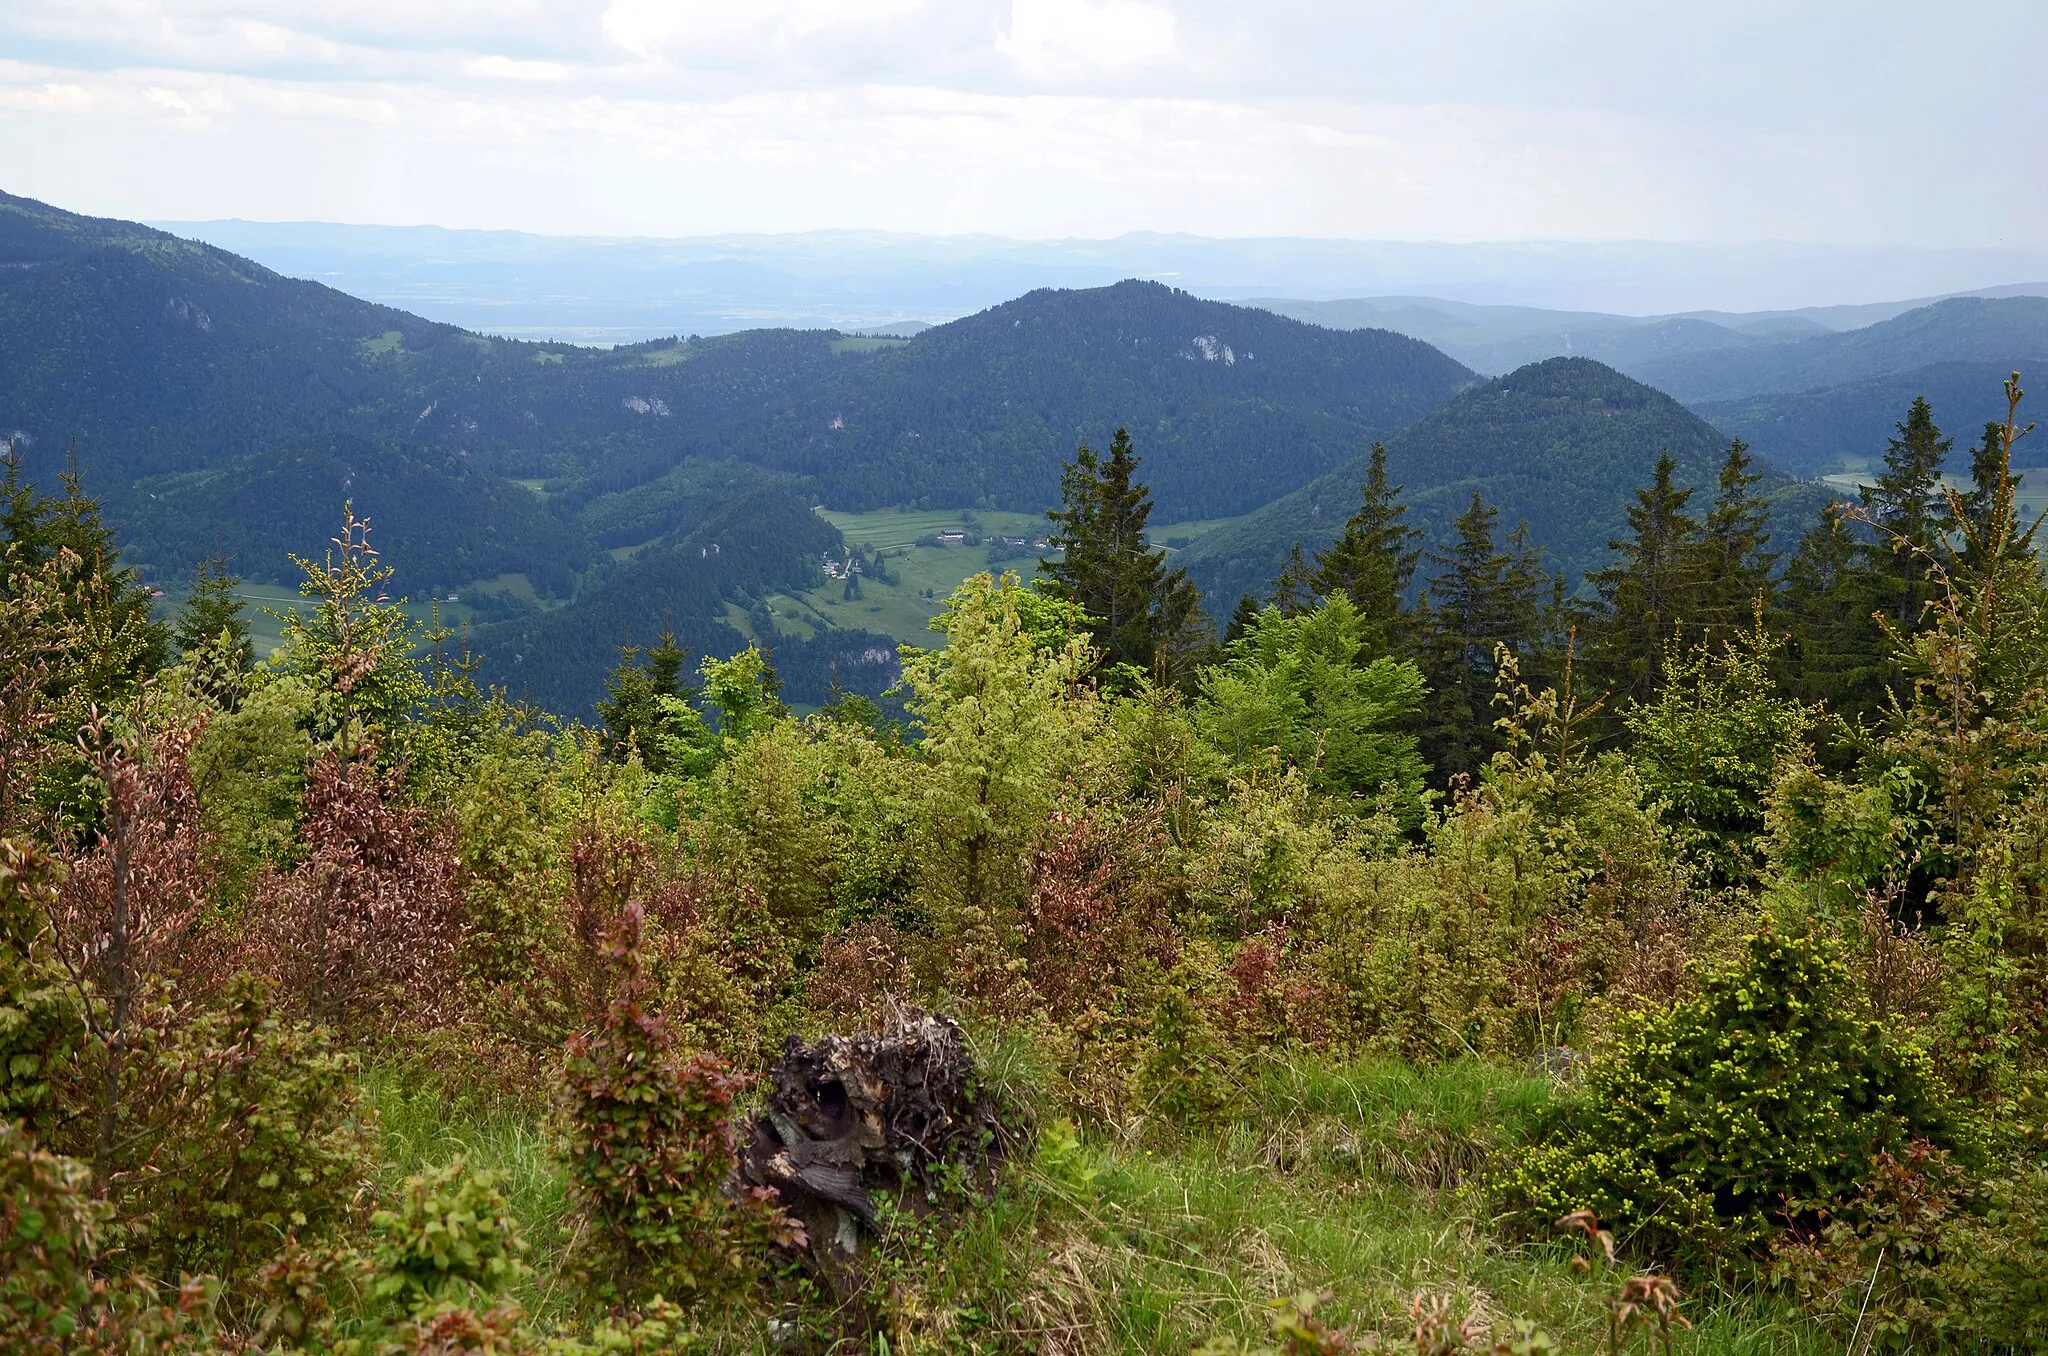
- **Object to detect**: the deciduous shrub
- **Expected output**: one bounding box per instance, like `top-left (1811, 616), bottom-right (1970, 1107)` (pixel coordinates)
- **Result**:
top-left (252, 750), bottom-right (465, 1038)
top-left (1504, 929), bottom-right (1954, 1269)
top-left (1, 1119), bottom-right (218, 1353)
top-left (558, 903), bottom-right (798, 1307)
top-left (1, 1118), bottom-right (98, 1349)
top-left (0, 839), bottom-right (82, 1134)
top-left (370, 1158), bottom-right (529, 1313)
top-left (125, 975), bottom-right (376, 1311)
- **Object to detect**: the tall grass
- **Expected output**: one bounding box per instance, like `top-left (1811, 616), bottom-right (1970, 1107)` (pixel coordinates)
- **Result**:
top-left (350, 1052), bottom-right (1837, 1353)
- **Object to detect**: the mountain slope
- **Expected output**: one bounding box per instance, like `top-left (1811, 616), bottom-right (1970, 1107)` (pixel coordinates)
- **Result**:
top-left (722, 281), bottom-right (1476, 522)
top-left (472, 483), bottom-right (849, 715)
top-left (1631, 296), bottom-right (2048, 404)
top-left (1, 191), bottom-right (1499, 717)
top-left (122, 433), bottom-right (585, 596)
top-left (1180, 357), bottom-right (1786, 608)
top-left (1694, 360), bottom-right (2048, 478)
top-left (1253, 295), bottom-right (1811, 377)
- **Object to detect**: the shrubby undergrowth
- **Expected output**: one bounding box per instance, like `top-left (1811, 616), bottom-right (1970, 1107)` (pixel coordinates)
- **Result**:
top-left (3, 382), bottom-right (2048, 1351)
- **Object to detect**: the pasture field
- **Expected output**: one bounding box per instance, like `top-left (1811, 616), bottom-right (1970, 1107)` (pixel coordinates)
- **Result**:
top-left (790, 504), bottom-right (1250, 649)
top-left (157, 578), bottom-right (530, 660)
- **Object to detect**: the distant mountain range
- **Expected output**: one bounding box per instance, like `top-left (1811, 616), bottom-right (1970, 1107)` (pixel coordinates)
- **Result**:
top-left (6, 188), bottom-right (2039, 714)
top-left (153, 218), bottom-right (2048, 342)
top-left (1264, 291), bottom-right (2048, 478)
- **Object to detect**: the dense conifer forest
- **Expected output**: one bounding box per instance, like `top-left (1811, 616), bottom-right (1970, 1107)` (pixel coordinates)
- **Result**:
top-left (6, 356), bottom-right (2048, 1353)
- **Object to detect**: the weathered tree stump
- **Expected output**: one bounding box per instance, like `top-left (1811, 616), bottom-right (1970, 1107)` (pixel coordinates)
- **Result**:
top-left (737, 1010), bottom-right (1017, 1296)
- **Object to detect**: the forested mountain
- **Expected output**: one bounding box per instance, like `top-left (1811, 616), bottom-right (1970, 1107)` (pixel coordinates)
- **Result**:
top-left (3, 190), bottom-right (1470, 570)
top-left (1256, 294), bottom-right (1832, 375)
top-left (1629, 295), bottom-right (2048, 403)
top-left (0, 189), bottom-right (1492, 713)
top-left (713, 280), bottom-right (1476, 521)
top-left (119, 433), bottom-right (583, 596)
top-left (470, 482), bottom-right (893, 715)
top-left (1179, 357), bottom-right (1793, 607)
top-left (0, 190), bottom-right (859, 592)
top-left (1697, 359), bottom-right (2048, 478)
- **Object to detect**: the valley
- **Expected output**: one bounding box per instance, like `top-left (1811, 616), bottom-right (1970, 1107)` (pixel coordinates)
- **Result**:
top-left (6, 187), bottom-right (2047, 716)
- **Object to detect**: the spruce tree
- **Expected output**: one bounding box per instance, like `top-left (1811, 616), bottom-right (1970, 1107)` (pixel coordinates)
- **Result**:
top-left (1224, 594), bottom-right (1261, 644)
top-left (172, 551), bottom-right (253, 668)
top-left (1585, 453), bottom-right (1701, 708)
top-left (1415, 493), bottom-right (1549, 780)
top-left (1043, 427), bottom-right (1209, 681)
top-left (1687, 439), bottom-right (1779, 639)
top-left (0, 444), bottom-right (167, 702)
top-left (1780, 500), bottom-right (1890, 716)
top-left (1947, 419), bottom-right (2037, 577)
top-left (597, 624), bottom-right (699, 771)
top-left (1269, 544), bottom-right (1317, 617)
top-left (1310, 443), bottom-right (1420, 654)
top-left (1860, 396), bottom-right (1951, 628)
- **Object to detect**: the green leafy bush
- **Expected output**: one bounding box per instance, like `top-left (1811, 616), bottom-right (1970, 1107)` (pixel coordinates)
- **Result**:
top-left (1505, 929), bottom-right (1954, 1268)
top-left (126, 975), bottom-right (376, 1308)
top-left (1, 1119), bottom-right (218, 1353)
top-left (0, 1118), bottom-right (98, 1349)
top-left (370, 1158), bottom-right (529, 1313)
top-left (0, 839), bottom-right (83, 1134)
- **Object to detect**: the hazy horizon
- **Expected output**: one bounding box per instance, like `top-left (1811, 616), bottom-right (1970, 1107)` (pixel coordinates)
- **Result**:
top-left (127, 212), bottom-right (2048, 344)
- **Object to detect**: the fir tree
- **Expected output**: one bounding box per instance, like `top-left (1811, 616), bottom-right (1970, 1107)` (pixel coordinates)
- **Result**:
top-left (1310, 443), bottom-right (1420, 654)
top-left (1415, 493), bottom-right (1549, 780)
top-left (1585, 453), bottom-right (1701, 708)
top-left (1269, 544), bottom-right (1317, 617)
top-left (1947, 419), bottom-right (2038, 577)
top-left (172, 551), bottom-right (253, 668)
top-left (1224, 594), bottom-right (1260, 644)
top-left (1780, 500), bottom-right (1891, 716)
top-left (1, 443), bottom-right (167, 704)
top-left (1860, 395), bottom-right (1951, 628)
top-left (1043, 427), bottom-right (1209, 682)
top-left (596, 624), bottom-right (699, 772)
top-left (1686, 439), bottom-right (1778, 639)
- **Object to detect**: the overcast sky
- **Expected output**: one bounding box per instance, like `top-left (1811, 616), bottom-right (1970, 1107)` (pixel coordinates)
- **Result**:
top-left (2, 1), bottom-right (2043, 245)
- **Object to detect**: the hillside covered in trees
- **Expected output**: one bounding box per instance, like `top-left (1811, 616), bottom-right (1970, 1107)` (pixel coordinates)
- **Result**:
top-left (1180, 357), bottom-right (1822, 608)
top-left (6, 355), bottom-right (2048, 1352)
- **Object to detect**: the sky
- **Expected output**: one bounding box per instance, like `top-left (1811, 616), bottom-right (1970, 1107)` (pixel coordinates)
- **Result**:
top-left (2, 1), bottom-right (2045, 246)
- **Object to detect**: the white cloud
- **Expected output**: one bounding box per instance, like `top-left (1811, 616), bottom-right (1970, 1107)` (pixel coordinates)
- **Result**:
top-left (0, 1), bottom-right (2042, 245)
top-left (1001, 0), bottom-right (1177, 80)
top-left (461, 54), bottom-right (573, 83)
top-left (599, 0), bottom-right (935, 59)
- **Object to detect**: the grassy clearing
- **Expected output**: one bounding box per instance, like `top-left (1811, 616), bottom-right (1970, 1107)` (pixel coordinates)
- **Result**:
top-left (154, 579), bottom-right (530, 660)
top-left (363, 1066), bottom-right (576, 1324)
top-left (790, 507), bottom-right (1055, 644)
top-left (1152, 514), bottom-right (1248, 554)
top-left (631, 342), bottom-right (696, 367)
top-left (829, 336), bottom-right (912, 355)
top-left (352, 1052), bottom-right (1827, 1354)
top-left (358, 330), bottom-right (404, 356)
top-left (796, 505), bottom-right (1253, 650)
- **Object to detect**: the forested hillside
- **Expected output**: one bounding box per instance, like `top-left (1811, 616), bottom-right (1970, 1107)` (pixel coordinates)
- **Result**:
top-left (1631, 295), bottom-right (2048, 403)
top-left (1698, 358), bottom-right (2048, 477)
top-left (1181, 357), bottom-right (1801, 606)
top-left (7, 367), bottom-right (2048, 1352)
top-left (718, 280), bottom-right (1476, 521)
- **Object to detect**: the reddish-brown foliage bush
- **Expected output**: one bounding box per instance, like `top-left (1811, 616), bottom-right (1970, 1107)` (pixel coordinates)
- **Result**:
top-left (803, 921), bottom-right (920, 1031)
top-left (558, 902), bottom-right (799, 1307)
top-left (1222, 923), bottom-right (1336, 1049)
top-left (1021, 811), bottom-right (1176, 1018)
top-left (53, 721), bottom-right (215, 992)
top-left (251, 749), bottom-right (464, 1040)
